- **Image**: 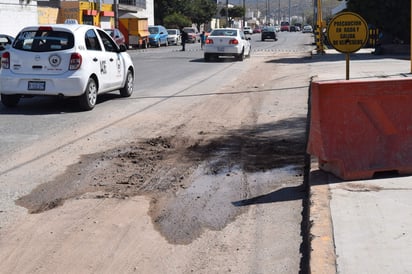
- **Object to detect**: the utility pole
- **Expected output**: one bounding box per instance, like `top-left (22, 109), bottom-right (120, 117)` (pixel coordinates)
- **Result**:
top-left (315, 0), bottom-right (324, 53)
top-left (243, 0), bottom-right (246, 27)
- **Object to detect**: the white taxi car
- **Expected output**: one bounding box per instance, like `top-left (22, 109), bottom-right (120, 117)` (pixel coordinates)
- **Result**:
top-left (0, 23), bottom-right (134, 111)
top-left (204, 28), bottom-right (251, 62)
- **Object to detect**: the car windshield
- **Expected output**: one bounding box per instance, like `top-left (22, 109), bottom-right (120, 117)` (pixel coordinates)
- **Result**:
top-left (148, 27), bottom-right (159, 34)
top-left (184, 28), bottom-right (195, 33)
top-left (13, 29), bottom-right (74, 52)
top-left (263, 27), bottom-right (275, 32)
top-left (210, 29), bottom-right (237, 36)
top-left (167, 30), bottom-right (177, 35)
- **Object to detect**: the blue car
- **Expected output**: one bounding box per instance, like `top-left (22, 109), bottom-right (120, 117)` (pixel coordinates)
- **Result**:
top-left (148, 25), bottom-right (168, 47)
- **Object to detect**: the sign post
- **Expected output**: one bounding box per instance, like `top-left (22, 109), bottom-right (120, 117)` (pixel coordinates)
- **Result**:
top-left (327, 12), bottom-right (369, 80)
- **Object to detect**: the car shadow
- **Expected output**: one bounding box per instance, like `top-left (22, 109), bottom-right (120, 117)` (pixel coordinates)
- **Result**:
top-left (0, 93), bottom-right (123, 115)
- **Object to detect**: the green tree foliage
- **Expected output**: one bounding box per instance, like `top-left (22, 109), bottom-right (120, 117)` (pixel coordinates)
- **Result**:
top-left (163, 12), bottom-right (192, 29)
top-left (189, 0), bottom-right (217, 29)
top-left (154, 0), bottom-right (217, 28)
top-left (345, 0), bottom-right (410, 43)
top-left (219, 6), bottom-right (245, 19)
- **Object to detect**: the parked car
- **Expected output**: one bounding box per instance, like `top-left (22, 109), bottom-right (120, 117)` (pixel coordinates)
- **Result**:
top-left (204, 28), bottom-right (251, 61)
top-left (243, 26), bottom-right (253, 34)
top-left (148, 25), bottom-right (168, 47)
top-left (253, 27), bottom-right (262, 33)
top-left (104, 28), bottom-right (126, 47)
top-left (183, 27), bottom-right (199, 43)
top-left (280, 21), bottom-right (290, 32)
top-left (261, 26), bottom-right (277, 41)
top-left (0, 23), bottom-right (134, 110)
top-left (274, 25), bottom-right (281, 32)
top-left (302, 25), bottom-right (313, 33)
top-left (167, 29), bottom-right (181, 45)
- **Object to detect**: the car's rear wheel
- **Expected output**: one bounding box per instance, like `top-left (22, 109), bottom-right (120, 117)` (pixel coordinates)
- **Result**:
top-left (120, 70), bottom-right (134, 97)
top-left (237, 49), bottom-right (245, 61)
top-left (204, 53), bottom-right (211, 62)
top-left (1, 94), bottom-right (20, 107)
top-left (79, 77), bottom-right (97, 111)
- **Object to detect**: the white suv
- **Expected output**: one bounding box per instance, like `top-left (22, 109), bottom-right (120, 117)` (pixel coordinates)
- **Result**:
top-left (0, 23), bottom-right (134, 110)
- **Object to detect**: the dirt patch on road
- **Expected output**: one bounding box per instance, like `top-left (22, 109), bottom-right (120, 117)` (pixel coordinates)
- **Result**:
top-left (17, 117), bottom-right (306, 244)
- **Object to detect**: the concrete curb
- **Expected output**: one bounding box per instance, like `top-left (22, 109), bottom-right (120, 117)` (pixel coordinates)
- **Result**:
top-left (309, 161), bottom-right (337, 274)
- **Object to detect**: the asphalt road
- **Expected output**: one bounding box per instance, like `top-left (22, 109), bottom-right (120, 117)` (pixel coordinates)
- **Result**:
top-left (0, 31), bottom-right (316, 273)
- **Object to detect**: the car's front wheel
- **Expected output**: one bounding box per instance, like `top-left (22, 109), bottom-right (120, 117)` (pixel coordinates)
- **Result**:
top-left (1, 94), bottom-right (20, 107)
top-left (120, 70), bottom-right (134, 97)
top-left (79, 77), bottom-right (97, 111)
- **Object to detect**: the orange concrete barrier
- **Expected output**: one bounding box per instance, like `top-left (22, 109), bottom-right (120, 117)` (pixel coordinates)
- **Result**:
top-left (307, 77), bottom-right (412, 180)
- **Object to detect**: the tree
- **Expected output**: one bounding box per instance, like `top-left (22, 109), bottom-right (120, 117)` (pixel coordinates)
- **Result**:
top-left (345, 0), bottom-right (410, 43)
top-left (219, 6), bottom-right (245, 20)
top-left (163, 12), bottom-right (192, 29)
top-left (155, 0), bottom-right (217, 28)
top-left (188, 0), bottom-right (217, 30)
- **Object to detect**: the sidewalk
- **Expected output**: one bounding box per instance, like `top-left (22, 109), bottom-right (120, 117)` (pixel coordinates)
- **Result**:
top-left (308, 50), bottom-right (412, 273)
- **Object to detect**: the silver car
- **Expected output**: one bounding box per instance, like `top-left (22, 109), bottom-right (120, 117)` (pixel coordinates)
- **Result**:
top-left (167, 29), bottom-right (181, 45)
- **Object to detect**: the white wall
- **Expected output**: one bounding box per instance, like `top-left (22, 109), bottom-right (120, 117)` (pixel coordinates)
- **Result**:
top-left (135, 0), bottom-right (154, 25)
top-left (0, 0), bottom-right (38, 37)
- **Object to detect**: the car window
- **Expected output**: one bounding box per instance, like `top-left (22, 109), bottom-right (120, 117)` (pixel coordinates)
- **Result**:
top-left (97, 29), bottom-right (118, 52)
top-left (85, 29), bottom-right (102, 51)
top-left (211, 29), bottom-right (237, 36)
top-left (13, 29), bottom-right (74, 52)
top-left (240, 31), bottom-right (245, 39)
top-left (149, 27), bottom-right (159, 34)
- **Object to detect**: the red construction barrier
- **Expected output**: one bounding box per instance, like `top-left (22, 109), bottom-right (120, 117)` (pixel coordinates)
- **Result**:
top-left (307, 77), bottom-right (412, 180)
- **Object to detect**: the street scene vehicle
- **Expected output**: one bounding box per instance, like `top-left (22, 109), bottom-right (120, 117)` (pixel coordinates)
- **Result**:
top-left (104, 28), bottom-right (126, 47)
top-left (243, 26), bottom-right (253, 34)
top-left (119, 14), bottom-right (150, 49)
top-left (183, 27), bottom-right (199, 43)
top-left (0, 24), bottom-right (134, 111)
top-left (167, 29), bottom-right (181, 45)
top-left (302, 25), bottom-right (313, 33)
top-left (280, 21), bottom-right (290, 31)
top-left (148, 25), bottom-right (168, 47)
top-left (253, 26), bottom-right (262, 33)
top-left (204, 28), bottom-right (251, 61)
top-left (261, 26), bottom-right (278, 41)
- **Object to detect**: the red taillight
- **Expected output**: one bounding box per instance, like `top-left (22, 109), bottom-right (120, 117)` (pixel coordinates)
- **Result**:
top-left (1, 52), bottom-right (10, 69)
top-left (69, 53), bottom-right (82, 70)
top-left (206, 38), bottom-right (213, 44)
top-left (229, 39), bottom-right (239, 45)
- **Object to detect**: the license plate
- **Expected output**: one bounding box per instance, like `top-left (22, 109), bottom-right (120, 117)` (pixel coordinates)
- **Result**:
top-left (28, 81), bottom-right (45, 91)
top-left (217, 47), bottom-right (225, 52)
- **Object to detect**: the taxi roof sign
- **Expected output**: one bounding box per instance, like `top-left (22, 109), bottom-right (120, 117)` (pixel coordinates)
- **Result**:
top-left (327, 12), bottom-right (368, 53)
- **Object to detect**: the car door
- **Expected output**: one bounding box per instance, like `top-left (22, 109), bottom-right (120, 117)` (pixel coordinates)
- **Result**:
top-left (84, 29), bottom-right (113, 91)
top-left (96, 29), bottom-right (124, 90)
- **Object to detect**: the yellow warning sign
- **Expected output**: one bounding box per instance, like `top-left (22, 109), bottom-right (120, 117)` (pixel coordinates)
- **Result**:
top-left (327, 12), bottom-right (368, 53)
